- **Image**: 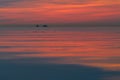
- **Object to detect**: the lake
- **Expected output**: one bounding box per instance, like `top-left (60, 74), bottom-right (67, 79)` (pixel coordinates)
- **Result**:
top-left (0, 26), bottom-right (120, 80)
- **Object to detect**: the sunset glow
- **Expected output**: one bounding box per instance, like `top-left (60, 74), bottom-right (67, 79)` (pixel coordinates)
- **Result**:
top-left (0, 0), bottom-right (120, 25)
top-left (0, 1), bottom-right (120, 80)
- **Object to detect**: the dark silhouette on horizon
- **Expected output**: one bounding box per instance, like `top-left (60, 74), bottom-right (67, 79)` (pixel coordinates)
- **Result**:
top-left (35, 24), bottom-right (48, 27)
top-left (36, 24), bottom-right (39, 27)
top-left (43, 24), bottom-right (48, 27)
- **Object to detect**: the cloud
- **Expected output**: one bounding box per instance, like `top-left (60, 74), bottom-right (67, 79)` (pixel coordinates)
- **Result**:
top-left (0, 0), bottom-right (120, 8)
top-left (0, 0), bottom-right (120, 25)
top-left (0, 0), bottom-right (23, 7)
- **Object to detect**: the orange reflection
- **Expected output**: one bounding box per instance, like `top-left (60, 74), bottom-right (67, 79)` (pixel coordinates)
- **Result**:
top-left (0, 29), bottom-right (120, 71)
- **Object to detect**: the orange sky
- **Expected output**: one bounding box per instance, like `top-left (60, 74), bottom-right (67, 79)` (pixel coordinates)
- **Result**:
top-left (0, 0), bottom-right (120, 25)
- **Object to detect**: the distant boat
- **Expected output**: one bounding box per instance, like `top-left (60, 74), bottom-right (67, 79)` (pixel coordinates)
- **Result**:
top-left (43, 25), bottom-right (48, 27)
top-left (36, 24), bottom-right (39, 27)
top-left (35, 24), bottom-right (48, 27)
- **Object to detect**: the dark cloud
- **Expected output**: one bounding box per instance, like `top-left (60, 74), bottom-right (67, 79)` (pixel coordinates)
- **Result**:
top-left (0, 0), bottom-right (22, 7)
top-left (0, 19), bottom-right (11, 22)
top-left (0, 0), bottom-right (96, 7)
top-left (0, 0), bottom-right (119, 8)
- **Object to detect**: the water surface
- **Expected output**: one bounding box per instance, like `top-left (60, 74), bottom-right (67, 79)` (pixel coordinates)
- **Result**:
top-left (0, 26), bottom-right (120, 80)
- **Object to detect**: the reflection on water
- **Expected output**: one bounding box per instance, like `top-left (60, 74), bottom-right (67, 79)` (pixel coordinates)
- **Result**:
top-left (0, 26), bottom-right (120, 80)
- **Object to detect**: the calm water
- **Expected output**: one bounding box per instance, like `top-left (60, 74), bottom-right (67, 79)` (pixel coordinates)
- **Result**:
top-left (0, 26), bottom-right (120, 80)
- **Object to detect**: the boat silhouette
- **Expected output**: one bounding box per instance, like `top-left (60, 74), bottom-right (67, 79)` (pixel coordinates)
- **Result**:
top-left (36, 24), bottom-right (39, 27)
top-left (36, 24), bottom-right (48, 27)
top-left (43, 25), bottom-right (48, 27)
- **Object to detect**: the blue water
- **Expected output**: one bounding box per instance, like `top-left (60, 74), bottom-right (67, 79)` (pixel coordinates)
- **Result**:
top-left (0, 26), bottom-right (120, 80)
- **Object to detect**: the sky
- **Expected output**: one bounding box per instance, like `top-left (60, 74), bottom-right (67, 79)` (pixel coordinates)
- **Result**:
top-left (0, 0), bottom-right (120, 26)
